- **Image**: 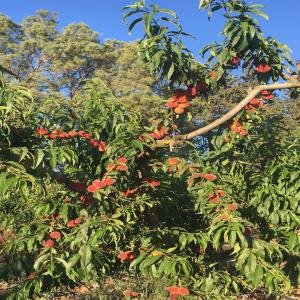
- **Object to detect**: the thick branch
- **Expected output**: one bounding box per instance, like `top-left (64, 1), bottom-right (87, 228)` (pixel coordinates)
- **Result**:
top-left (153, 80), bottom-right (300, 148)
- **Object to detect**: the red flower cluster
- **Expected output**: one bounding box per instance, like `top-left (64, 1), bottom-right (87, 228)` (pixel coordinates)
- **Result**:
top-left (123, 290), bottom-right (138, 297)
top-left (260, 90), bottom-right (275, 100)
top-left (230, 120), bottom-right (248, 136)
top-left (167, 286), bottom-right (190, 299)
top-left (145, 180), bottom-right (160, 187)
top-left (88, 140), bottom-right (107, 152)
top-left (227, 203), bottom-right (237, 211)
top-left (256, 63), bottom-right (271, 73)
top-left (139, 126), bottom-right (170, 142)
top-left (43, 239), bottom-right (55, 248)
top-left (87, 178), bottom-right (116, 193)
top-left (67, 217), bottom-right (83, 228)
top-left (118, 251), bottom-right (135, 262)
top-left (208, 189), bottom-right (225, 204)
top-left (37, 128), bottom-right (107, 153)
top-left (167, 83), bottom-right (206, 115)
top-left (49, 231), bottom-right (61, 239)
top-left (123, 188), bottom-right (137, 198)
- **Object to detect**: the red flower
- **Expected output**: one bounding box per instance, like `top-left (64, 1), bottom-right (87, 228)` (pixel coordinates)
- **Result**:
top-left (68, 130), bottom-right (78, 137)
top-left (43, 239), bottom-right (55, 248)
top-left (250, 98), bottom-right (261, 105)
top-left (87, 185), bottom-right (98, 192)
top-left (49, 134), bottom-right (57, 139)
top-left (239, 129), bottom-right (248, 136)
top-left (37, 127), bottom-right (48, 135)
top-left (230, 120), bottom-right (243, 133)
top-left (186, 86), bottom-right (198, 97)
top-left (150, 132), bottom-right (163, 139)
top-left (54, 129), bottom-right (62, 135)
top-left (230, 57), bottom-right (241, 65)
top-left (123, 188), bottom-right (137, 198)
top-left (67, 220), bottom-right (77, 228)
top-left (92, 179), bottom-right (106, 189)
top-left (78, 131), bottom-right (86, 137)
top-left (176, 95), bottom-right (189, 103)
top-left (74, 217), bottom-right (83, 224)
top-left (167, 286), bottom-right (190, 299)
top-left (102, 178), bottom-right (116, 186)
top-left (89, 139), bottom-right (98, 147)
top-left (118, 251), bottom-right (135, 262)
top-left (116, 165), bottom-right (128, 171)
top-left (216, 190), bottom-right (225, 197)
top-left (130, 291), bottom-right (138, 297)
top-left (117, 157), bottom-right (128, 163)
top-left (98, 141), bottom-right (107, 152)
top-left (168, 157), bottom-right (180, 166)
top-left (167, 99), bottom-right (179, 108)
top-left (208, 197), bottom-right (219, 203)
top-left (27, 272), bottom-right (36, 280)
top-left (83, 133), bottom-right (93, 139)
top-left (58, 132), bottom-right (69, 138)
top-left (256, 63), bottom-right (271, 73)
top-left (262, 94), bottom-right (274, 100)
top-left (227, 203), bottom-right (237, 211)
top-left (261, 89), bottom-right (272, 96)
top-left (49, 231), bottom-right (61, 239)
top-left (148, 181), bottom-right (160, 187)
top-left (199, 173), bottom-right (217, 181)
top-left (245, 104), bottom-right (256, 112)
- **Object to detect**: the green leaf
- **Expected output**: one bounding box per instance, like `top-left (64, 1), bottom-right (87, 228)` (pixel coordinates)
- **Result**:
top-left (79, 245), bottom-right (92, 268)
top-left (33, 149), bottom-right (44, 169)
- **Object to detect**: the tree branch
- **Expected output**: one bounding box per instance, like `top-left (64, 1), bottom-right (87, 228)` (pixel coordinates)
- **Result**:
top-left (152, 80), bottom-right (300, 148)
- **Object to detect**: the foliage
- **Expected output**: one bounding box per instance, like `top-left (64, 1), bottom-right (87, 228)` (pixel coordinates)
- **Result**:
top-left (0, 1), bottom-right (299, 299)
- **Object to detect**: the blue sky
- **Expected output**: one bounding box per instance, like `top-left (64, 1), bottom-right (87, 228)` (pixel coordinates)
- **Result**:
top-left (1, 0), bottom-right (299, 61)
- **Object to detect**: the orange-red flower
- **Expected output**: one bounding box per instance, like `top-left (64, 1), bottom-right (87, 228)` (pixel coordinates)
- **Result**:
top-left (199, 173), bottom-right (217, 181)
top-left (117, 157), bottom-right (128, 163)
top-left (116, 165), bottom-right (128, 171)
top-left (227, 203), bottom-right (237, 211)
top-left (148, 180), bottom-right (160, 187)
top-left (118, 251), bottom-right (135, 262)
top-left (123, 188), bottom-right (137, 198)
top-left (168, 157), bottom-right (180, 166)
top-left (67, 220), bottom-right (77, 228)
top-left (123, 290), bottom-right (138, 297)
top-left (49, 231), bottom-right (61, 239)
top-left (37, 127), bottom-right (49, 135)
top-left (43, 239), bottom-right (55, 248)
top-left (256, 63), bottom-right (271, 73)
top-left (49, 133), bottom-right (57, 139)
top-left (167, 286), bottom-right (190, 299)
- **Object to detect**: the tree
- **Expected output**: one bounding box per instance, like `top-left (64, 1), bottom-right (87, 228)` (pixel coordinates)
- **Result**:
top-left (0, 1), bottom-right (299, 299)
